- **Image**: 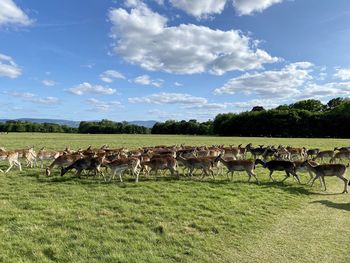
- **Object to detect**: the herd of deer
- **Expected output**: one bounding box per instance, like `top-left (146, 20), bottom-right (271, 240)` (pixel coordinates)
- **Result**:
top-left (0, 144), bottom-right (350, 193)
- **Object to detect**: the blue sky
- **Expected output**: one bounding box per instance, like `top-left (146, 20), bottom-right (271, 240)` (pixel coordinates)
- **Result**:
top-left (1, 0), bottom-right (350, 121)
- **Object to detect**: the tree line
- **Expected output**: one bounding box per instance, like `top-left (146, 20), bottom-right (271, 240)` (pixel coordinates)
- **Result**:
top-left (0, 120), bottom-right (150, 134)
top-left (2, 97), bottom-right (350, 137)
top-left (78, 120), bottom-right (150, 134)
top-left (152, 97), bottom-right (350, 138)
top-left (0, 121), bottom-right (77, 133)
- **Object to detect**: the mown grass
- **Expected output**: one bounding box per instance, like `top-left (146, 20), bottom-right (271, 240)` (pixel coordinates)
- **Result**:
top-left (0, 133), bottom-right (350, 263)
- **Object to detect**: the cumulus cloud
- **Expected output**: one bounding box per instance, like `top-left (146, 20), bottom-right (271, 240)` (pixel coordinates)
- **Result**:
top-left (108, 2), bottom-right (278, 75)
top-left (334, 68), bottom-right (350, 81)
top-left (215, 62), bottom-right (313, 98)
top-left (0, 53), bottom-right (22, 79)
top-left (41, 79), bottom-right (57, 87)
top-left (68, 82), bottom-right (116, 95)
top-left (87, 98), bottom-right (122, 111)
top-left (31, 96), bottom-right (60, 105)
top-left (129, 92), bottom-right (208, 104)
top-left (169, 0), bottom-right (227, 18)
top-left (0, 0), bottom-right (32, 26)
top-left (100, 70), bottom-right (125, 83)
top-left (7, 91), bottom-right (35, 98)
top-left (165, 0), bottom-right (284, 17)
top-left (5, 91), bottom-right (60, 105)
top-left (133, 74), bottom-right (163, 87)
top-left (233, 0), bottom-right (284, 15)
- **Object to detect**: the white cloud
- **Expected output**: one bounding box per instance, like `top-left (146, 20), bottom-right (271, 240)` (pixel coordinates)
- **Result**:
top-left (215, 62), bottom-right (313, 98)
top-left (334, 68), bottom-right (350, 81)
top-left (129, 92), bottom-right (208, 104)
top-left (6, 91), bottom-right (35, 98)
top-left (233, 0), bottom-right (284, 15)
top-left (41, 79), bottom-right (57, 87)
top-left (0, 0), bottom-right (32, 26)
top-left (100, 70), bottom-right (125, 83)
top-left (108, 3), bottom-right (278, 75)
top-left (169, 0), bottom-right (227, 18)
top-left (174, 82), bottom-right (182, 86)
top-left (133, 74), bottom-right (163, 87)
top-left (5, 91), bottom-right (60, 105)
top-left (31, 96), bottom-right (60, 105)
top-left (87, 98), bottom-right (122, 111)
top-left (0, 53), bottom-right (22, 78)
top-left (68, 82), bottom-right (116, 95)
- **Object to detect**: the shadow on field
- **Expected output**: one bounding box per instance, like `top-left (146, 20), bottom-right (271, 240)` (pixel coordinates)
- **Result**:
top-left (311, 200), bottom-right (350, 211)
top-left (258, 181), bottom-right (315, 196)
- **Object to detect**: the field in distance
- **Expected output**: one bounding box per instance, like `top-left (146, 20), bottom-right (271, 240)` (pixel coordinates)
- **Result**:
top-left (0, 133), bottom-right (349, 263)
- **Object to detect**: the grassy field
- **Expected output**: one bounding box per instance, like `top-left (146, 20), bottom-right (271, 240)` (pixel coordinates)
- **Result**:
top-left (0, 133), bottom-right (349, 263)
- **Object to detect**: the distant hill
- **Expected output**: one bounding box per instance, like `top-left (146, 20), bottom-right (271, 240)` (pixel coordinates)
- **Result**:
top-left (0, 118), bottom-right (157, 128)
top-left (128, 120), bottom-right (157, 128)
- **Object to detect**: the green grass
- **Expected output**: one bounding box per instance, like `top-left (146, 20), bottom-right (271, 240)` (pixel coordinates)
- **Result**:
top-left (0, 133), bottom-right (350, 263)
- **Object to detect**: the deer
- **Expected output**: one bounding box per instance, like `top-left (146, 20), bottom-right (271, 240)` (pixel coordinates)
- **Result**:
top-left (306, 148), bottom-right (320, 159)
top-left (141, 156), bottom-right (178, 178)
top-left (330, 150), bottom-right (350, 165)
top-left (215, 155), bottom-right (259, 183)
top-left (176, 154), bottom-right (215, 179)
top-left (286, 146), bottom-right (307, 160)
top-left (15, 146), bottom-right (37, 168)
top-left (60, 155), bottom-right (105, 178)
top-left (0, 149), bottom-right (22, 173)
top-left (37, 147), bottom-right (60, 168)
top-left (293, 160), bottom-right (319, 184)
top-left (246, 143), bottom-right (265, 160)
top-left (105, 157), bottom-right (141, 182)
top-left (46, 152), bottom-right (83, 176)
top-left (300, 161), bottom-right (348, 193)
top-left (255, 159), bottom-right (301, 184)
top-left (313, 150), bottom-right (335, 163)
top-left (334, 146), bottom-right (350, 152)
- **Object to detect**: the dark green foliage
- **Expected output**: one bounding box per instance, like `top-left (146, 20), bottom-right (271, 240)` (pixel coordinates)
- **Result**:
top-left (151, 119), bottom-right (213, 135)
top-left (0, 121), bottom-right (77, 133)
top-left (213, 99), bottom-right (350, 138)
top-left (78, 119), bottom-right (150, 134)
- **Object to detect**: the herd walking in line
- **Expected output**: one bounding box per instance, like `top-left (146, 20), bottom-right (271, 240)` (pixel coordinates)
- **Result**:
top-left (0, 144), bottom-right (350, 193)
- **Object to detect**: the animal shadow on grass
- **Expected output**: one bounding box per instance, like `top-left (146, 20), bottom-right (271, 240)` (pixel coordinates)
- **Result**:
top-left (311, 200), bottom-right (350, 211)
top-left (259, 181), bottom-right (315, 196)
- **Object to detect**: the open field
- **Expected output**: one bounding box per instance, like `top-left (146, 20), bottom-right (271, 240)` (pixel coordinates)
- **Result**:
top-left (0, 133), bottom-right (350, 263)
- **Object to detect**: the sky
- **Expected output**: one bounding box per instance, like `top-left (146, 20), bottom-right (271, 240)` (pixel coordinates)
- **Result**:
top-left (1, 0), bottom-right (350, 122)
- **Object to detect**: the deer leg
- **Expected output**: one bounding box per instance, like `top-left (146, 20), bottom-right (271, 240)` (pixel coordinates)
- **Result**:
top-left (5, 161), bottom-right (14, 173)
top-left (119, 171), bottom-right (123, 183)
top-left (246, 171), bottom-right (251, 182)
top-left (292, 171), bottom-right (301, 184)
top-left (281, 171), bottom-right (290, 183)
top-left (269, 170), bottom-right (275, 182)
top-left (250, 171), bottom-right (259, 184)
top-left (321, 176), bottom-right (326, 191)
top-left (338, 175), bottom-right (348, 193)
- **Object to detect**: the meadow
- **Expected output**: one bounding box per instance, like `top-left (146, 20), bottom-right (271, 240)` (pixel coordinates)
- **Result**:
top-left (0, 133), bottom-right (349, 263)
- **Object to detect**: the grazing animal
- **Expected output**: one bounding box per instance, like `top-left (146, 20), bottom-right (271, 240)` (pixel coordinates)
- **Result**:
top-left (215, 155), bottom-right (259, 183)
top-left (330, 150), bottom-right (350, 165)
top-left (105, 157), bottom-right (141, 182)
top-left (300, 161), bottom-right (348, 193)
top-left (313, 150), bottom-right (335, 163)
top-left (306, 148), bottom-right (320, 159)
top-left (176, 154), bottom-right (215, 179)
top-left (246, 143), bottom-right (265, 160)
top-left (46, 153), bottom-right (83, 176)
top-left (294, 160), bottom-right (319, 184)
top-left (60, 155), bottom-right (105, 178)
top-left (255, 159), bottom-right (301, 184)
top-left (0, 149), bottom-right (22, 173)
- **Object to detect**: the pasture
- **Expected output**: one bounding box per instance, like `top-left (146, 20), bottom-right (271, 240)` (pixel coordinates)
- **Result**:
top-left (0, 133), bottom-right (350, 263)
